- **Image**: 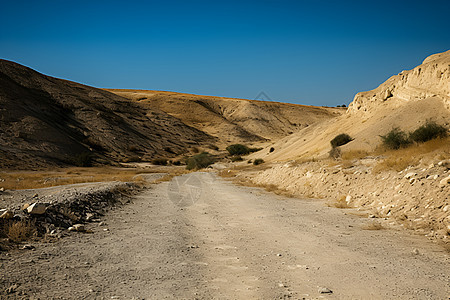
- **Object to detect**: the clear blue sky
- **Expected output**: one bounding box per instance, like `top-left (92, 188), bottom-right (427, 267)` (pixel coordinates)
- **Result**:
top-left (1, 0), bottom-right (449, 106)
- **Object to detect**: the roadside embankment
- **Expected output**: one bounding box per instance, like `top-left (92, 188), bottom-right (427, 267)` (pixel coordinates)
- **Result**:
top-left (0, 181), bottom-right (141, 250)
top-left (237, 158), bottom-right (450, 243)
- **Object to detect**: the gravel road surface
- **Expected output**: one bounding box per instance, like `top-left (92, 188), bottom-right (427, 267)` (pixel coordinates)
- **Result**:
top-left (1, 172), bottom-right (449, 299)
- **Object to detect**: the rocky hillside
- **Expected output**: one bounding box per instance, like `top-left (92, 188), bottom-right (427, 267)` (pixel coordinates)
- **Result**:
top-left (108, 90), bottom-right (343, 147)
top-left (349, 50), bottom-right (450, 113)
top-left (240, 50), bottom-right (450, 243)
top-left (0, 60), bottom-right (215, 169)
top-left (250, 50), bottom-right (450, 162)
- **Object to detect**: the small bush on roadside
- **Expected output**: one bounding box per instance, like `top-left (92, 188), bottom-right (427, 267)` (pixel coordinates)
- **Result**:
top-left (5, 220), bottom-right (36, 242)
top-left (330, 133), bottom-right (353, 148)
top-left (380, 127), bottom-right (411, 150)
top-left (253, 158), bottom-right (264, 165)
top-left (186, 152), bottom-right (215, 170)
top-left (72, 152), bottom-right (93, 167)
top-left (409, 121), bottom-right (447, 143)
top-left (231, 156), bottom-right (243, 162)
top-left (152, 158), bottom-right (168, 166)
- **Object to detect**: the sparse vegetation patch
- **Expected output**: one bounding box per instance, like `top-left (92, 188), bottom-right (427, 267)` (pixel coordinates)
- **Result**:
top-left (186, 152), bottom-right (215, 170)
top-left (409, 121), bottom-right (447, 143)
top-left (231, 156), bottom-right (243, 162)
top-left (330, 133), bottom-right (353, 148)
top-left (226, 144), bottom-right (262, 156)
top-left (380, 127), bottom-right (411, 150)
top-left (72, 152), bottom-right (93, 167)
top-left (328, 147), bottom-right (341, 159)
top-left (253, 158), bottom-right (264, 165)
top-left (226, 144), bottom-right (251, 155)
top-left (152, 158), bottom-right (168, 166)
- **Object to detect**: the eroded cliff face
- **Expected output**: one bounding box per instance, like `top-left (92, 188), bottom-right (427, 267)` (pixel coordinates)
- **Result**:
top-left (348, 50), bottom-right (450, 113)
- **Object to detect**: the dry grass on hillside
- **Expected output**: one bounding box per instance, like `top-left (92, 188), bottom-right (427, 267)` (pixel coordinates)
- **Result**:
top-left (0, 167), bottom-right (188, 190)
top-left (288, 137), bottom-right (449, 173)
top-left (373, 137), bottom-right (450, 173)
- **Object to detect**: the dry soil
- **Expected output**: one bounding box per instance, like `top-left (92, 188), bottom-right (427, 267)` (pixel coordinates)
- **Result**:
top-left (1, 173), bottom-right (449, 299)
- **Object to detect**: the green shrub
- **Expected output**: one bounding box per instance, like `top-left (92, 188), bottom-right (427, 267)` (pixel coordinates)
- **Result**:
top-left (172, 160), bottom-right (182, 166)
top-left (231, 156), bottom-right (243, 162)
top-left (250, 147), bottom-right (263, 153)
top-left (409, 121), bottom-right (447, 143)
top-left (72, 152), bottom-right (92, 167)
top-left (152, 158), bottom-right (168, 166)
top-left (330, 133), bottom-right (353, 148)
top-left (380, 127), bottom-right (411, 150)
top-left (226, 144), bottom-right (263, 155)
top-left (186, 152), bottom-right (215, 170)
top-left (226, 144), bottom-right (251, 155)
top-left (253, 158), bottom-right (264, 165)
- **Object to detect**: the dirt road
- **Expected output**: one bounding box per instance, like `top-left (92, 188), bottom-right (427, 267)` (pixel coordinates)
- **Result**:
top-left (1, 172), bottom-right (449, 299)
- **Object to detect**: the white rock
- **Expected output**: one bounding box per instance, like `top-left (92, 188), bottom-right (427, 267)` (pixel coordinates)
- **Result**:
top-left (409, 178), bottom-right (416, 184)
top-left (21, 244), bottom-right (35, 250)
top-left (345, 195), bottom-right (352, 204)
top-left (404, 172), bottom-right (416, 179)
top-left (439, 175), bottom-right (450, 187)
top-left (318, 287), bottom-right (333, 294)
top-left (26, 203), bottom-right (46, 215)
top-left (0, 209), bottom-right (13, 219)
top-left (69, 224), bottom-right (85, 232)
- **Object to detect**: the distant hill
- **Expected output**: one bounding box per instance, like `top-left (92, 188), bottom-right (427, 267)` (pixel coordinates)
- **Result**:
top-left (0, 60), bottom-right (214, 169)
top-left (108, 89), bottom-right (343, 147)
top-left (250, 50), bottom-right (450, 162)
top-left (0, 60), bottom-right (343, 169)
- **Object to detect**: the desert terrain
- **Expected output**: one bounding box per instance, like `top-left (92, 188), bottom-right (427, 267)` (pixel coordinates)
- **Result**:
top-left (107, 89), bottom-right (343, 147)
top-left (0, 50), bottom-right (449, 299)
top-left (1, 173), bottom-right (449, 299)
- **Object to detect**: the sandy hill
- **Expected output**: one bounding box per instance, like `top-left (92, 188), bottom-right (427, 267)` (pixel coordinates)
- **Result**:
top-left (0, 60), bottom-right (215, 169)
top-left (107, 89), bottom-right (343, 147)
top-left (253, 50), bottom-right (450, 162)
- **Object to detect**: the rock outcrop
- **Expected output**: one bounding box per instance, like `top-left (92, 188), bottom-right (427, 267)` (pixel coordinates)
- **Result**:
top-left (349, 50), bottom-right (450, 113)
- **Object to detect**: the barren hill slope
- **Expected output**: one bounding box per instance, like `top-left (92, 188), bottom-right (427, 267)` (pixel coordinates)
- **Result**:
top-left (0, 60), bottom-right (215, 169)
top-left (108, 89), bottom-right (343, 147)
top-left (252, 50), bottom-right (450, 162)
